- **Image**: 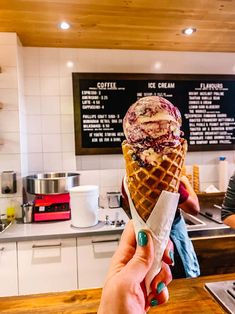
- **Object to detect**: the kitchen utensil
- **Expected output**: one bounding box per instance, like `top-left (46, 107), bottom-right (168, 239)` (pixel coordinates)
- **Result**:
top-left (21, 203), bottom-right (33, 223)
top-left (26, 172), bottom-right (80, 195)
top-left (107, 192), bottom-right (121, 208)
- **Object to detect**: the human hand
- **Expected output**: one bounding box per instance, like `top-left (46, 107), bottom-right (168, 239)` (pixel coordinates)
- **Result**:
top-left (98, 220), bottom-right (174, 314)
top-left (179, 175), bottom-right (200, 215)
top-left (180, 175), bottom-right (191, 188)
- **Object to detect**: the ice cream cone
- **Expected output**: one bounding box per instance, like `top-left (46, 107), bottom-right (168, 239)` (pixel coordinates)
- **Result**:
top-left (122, 139), bottom-right (187, 222)
top-left (121, 95), bottom-right (188, 294)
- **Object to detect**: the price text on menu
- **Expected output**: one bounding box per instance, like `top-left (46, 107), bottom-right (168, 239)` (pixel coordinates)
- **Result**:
top-left (72, 73), bottom-right (235, 155)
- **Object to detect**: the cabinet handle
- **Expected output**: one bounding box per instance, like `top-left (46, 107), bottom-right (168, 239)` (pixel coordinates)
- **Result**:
top-left (0, 247), bottom-right (5, 251)
top-left (92, 238), bottom-right (119, 244)
top-left (32, 243), bottom-right (62, 249)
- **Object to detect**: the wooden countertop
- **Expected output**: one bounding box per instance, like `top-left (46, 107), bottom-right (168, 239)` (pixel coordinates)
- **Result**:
top-left (0, 273), bottom-right (234, 314)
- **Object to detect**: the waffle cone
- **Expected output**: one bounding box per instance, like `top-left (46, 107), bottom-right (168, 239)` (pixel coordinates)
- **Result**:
top-left (122, 140), bottom-right (187, 222)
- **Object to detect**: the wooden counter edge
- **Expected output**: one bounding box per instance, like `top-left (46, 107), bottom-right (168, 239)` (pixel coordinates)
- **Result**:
top-left (0, 272), bottom-right (234, 314)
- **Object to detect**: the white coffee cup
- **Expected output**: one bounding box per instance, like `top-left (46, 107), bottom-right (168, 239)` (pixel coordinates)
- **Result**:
top-left (69, 185), bottom-right (99, 228)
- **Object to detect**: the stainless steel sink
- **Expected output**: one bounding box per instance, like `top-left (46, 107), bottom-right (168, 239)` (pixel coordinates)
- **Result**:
top-left (182, 212), bottom-right (206, 229)
top-left (0, 220), bottom-right (12, 233)
top-left (205, 280), bottom-right (235, 314)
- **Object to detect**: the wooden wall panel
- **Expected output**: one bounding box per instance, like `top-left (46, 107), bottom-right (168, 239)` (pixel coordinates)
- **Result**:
top-left (193, 236), bottom-right (235, 276)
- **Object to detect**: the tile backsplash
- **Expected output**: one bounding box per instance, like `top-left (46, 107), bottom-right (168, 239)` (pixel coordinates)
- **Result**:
top-left (1, 32), bottom-right (235, 216)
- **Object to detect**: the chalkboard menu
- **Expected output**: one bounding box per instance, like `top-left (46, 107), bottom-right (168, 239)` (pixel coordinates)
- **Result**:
top-left (72, 73), bottom-right (235, 155)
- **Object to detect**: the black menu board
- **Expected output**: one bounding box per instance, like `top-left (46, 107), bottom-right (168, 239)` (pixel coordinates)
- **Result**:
top-left (72, 73), bottom-right (235, 155)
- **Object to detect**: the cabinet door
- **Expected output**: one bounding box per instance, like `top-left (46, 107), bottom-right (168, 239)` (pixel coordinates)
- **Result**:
top-left (18, 238), bottom-right (77, 295)
top-left (0, 242), bottom-right (18, 296)
top-left (77, 234), bottom-right (120, 289)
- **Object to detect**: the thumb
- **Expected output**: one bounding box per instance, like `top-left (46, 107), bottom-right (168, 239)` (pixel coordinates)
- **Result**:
top-left (124, 229), bottom-right (154, 283)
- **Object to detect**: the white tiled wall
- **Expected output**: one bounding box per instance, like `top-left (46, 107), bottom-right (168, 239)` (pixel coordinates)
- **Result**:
top-left (1, 32), bottom-right (235, 216)
top-left (22, 46), bottom-right (235, 180)
top-left (0, 33), bottom-right (24, 216)
top-left (23, 47), bottom-right (76, 174)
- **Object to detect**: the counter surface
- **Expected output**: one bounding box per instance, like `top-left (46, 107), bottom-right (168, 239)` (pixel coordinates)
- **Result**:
top-left (0, 272), bottom-right (234, 313)
top-left (0, 207), bottom-right (235, 243)
top-left (0, 208), bottom-right (127, 242)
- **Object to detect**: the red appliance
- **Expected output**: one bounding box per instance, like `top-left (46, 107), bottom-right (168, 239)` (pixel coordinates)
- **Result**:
top-left (26, 172), bottom-right (80, 223)
top-left (33, 193), bottom-right (71, 222)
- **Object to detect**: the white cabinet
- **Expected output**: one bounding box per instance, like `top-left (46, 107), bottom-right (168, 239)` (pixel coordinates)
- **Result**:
top-left (77, 234), bottom-right (120, 289)
top-left (0, 242), bottom-right (18, 296)
top-left (18, 237), bottom-right (77, 295)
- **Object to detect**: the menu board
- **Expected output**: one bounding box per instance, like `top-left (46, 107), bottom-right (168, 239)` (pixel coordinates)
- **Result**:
top-left (72, 73), bottom-right (235, 155)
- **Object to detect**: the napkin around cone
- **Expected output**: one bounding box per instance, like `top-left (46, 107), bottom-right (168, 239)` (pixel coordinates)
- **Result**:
top-left (123, 176), bottom-right (179, 295)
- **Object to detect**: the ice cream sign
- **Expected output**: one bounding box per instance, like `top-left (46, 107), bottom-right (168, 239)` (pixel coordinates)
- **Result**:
top-left (148, 82), bottom-right (175, 89)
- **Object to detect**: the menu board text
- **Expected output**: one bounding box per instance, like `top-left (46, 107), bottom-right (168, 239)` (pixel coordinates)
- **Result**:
top-left (72, 73), bottom-right (235, 155)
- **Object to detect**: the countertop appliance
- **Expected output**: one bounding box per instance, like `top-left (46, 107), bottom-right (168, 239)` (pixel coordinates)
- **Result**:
top-left (205, 280), bottom-right (235, 314)
top-left (33, 193), bottom-right (71, 222)
top-left (26, 172), bottom-right (80, 222)
top-left (200, 204), bottom-right (223, 224)
top-left (197, 192), bottom-right (225, 224)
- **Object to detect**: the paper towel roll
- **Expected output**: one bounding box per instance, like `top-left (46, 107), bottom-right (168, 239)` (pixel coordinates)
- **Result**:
top-left (218, 157), bottom-right (228, 192)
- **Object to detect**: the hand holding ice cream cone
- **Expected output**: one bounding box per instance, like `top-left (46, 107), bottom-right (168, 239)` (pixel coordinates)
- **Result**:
top-left (122, 96), bottom-right (187, 294)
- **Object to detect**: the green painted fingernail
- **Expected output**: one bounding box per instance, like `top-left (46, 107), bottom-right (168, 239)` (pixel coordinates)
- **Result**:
top-left (150, 298), bottom-right (158, 307)
top-left (138, 230), bottom-right (148, 246)
top-left (169, 250), bottom-right (174, 264)
top-left (157, 282), bottom-right (165, 294)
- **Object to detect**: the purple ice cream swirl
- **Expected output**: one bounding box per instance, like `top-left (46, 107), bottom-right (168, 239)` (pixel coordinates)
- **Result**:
top-left (123, 96), bottom-right (182, 166)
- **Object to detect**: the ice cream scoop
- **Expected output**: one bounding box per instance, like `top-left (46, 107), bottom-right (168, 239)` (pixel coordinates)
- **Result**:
top-left (123, 96), bottom-right (182, 166)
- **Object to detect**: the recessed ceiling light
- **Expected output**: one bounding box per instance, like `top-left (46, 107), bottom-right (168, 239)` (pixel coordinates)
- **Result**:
top-left (182, 27), bottom-right (196, 35)
top-left (154, 62), bottom-right (162, 70)
top-left (66, 61), bottom-right (74, 68)
top-left (59, 21), bottom-right (71, 30)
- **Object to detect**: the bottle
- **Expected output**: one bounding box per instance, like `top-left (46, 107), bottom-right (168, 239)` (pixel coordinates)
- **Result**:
top-left (6, 199), bottom-right (15, 222)
top-left (218, 157), bottom-right (228, 192)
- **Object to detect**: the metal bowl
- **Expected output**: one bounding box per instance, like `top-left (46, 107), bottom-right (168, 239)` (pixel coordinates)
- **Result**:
top-left (26, 172), bottom-right (80, 195)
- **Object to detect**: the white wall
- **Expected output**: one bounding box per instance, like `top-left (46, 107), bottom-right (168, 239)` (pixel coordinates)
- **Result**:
top-left (22, 46), bottom-right (235, 193)
top-left (0, 33), bottom-right (24, 215)
top-left (1, 32), bottom-right (235, 215)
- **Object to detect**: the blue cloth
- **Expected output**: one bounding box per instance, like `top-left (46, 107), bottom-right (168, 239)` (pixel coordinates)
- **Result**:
top-left (170, 213), bottom-right (200, 278)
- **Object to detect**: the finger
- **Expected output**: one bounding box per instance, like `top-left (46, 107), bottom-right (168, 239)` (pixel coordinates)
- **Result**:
top-left (145, 262), bottom-right (171, 310)
top-left (147, 286), bottom-right (169, 308)
top-left (110, 220), bottom-right (136, 267)
top-left (162, 239), bottom-right (174, 265)
top-left (123, 229), bottom-right (154, 283)
top-left (150, 262), bottom-right (172, 293)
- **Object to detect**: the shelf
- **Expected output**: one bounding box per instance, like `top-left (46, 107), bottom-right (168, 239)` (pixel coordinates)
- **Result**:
top-left (197, 192), bottom-right (225, 197)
